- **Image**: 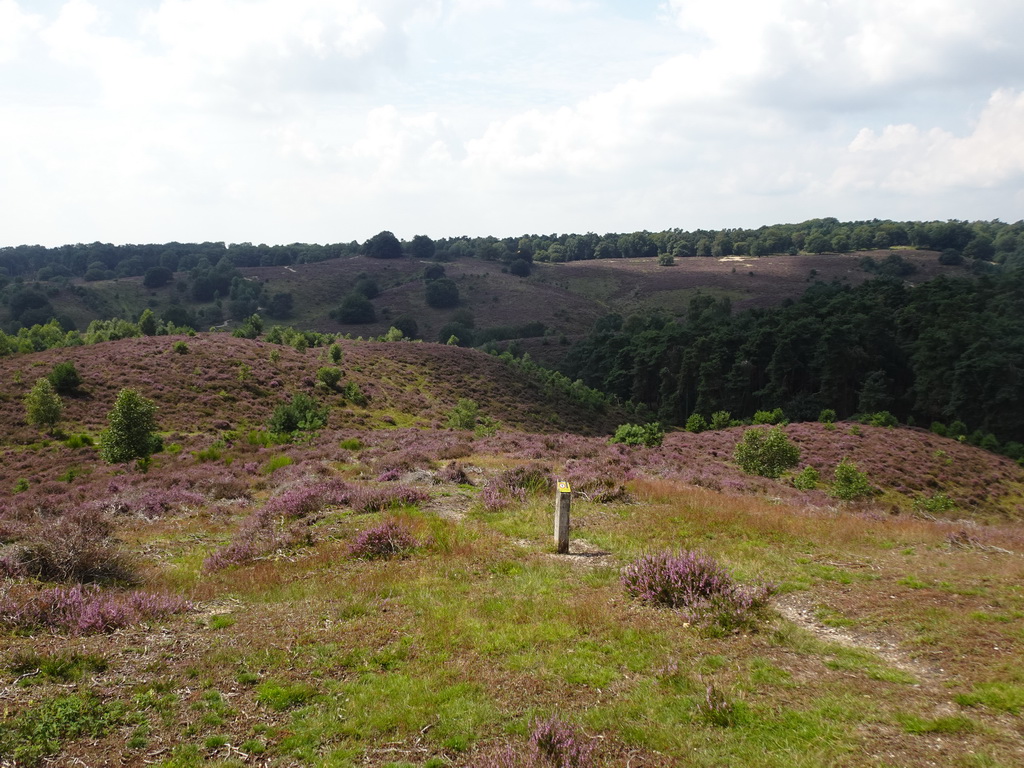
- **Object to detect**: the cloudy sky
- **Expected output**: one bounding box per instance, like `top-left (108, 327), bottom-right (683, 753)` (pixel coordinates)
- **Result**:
top-left (2, 0), bottom-right (1023, 247)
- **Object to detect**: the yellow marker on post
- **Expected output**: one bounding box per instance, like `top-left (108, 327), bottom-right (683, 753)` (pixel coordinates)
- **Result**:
top-left (555, 480), bottom-right (571, 553)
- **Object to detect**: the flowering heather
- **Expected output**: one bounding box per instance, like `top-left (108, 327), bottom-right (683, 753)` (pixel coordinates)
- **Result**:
top-left (621, 550), bottom-right (774, 631)
top-left (264, 478), bottom-right (350, 518)
top-left (529, 717), bottom-right (595, 768)
top-left (482, 463), bottom-right (552, 511)
top-left (349, 519), bottom-right (417, 559)
top-left (348, 484), bottom-right (429, 513)
top-left (0, 583), bottom-right (189, 634)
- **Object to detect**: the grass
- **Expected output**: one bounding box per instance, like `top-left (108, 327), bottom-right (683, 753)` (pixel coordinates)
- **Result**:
top-left (1, 377), bottom-right (1023, 765)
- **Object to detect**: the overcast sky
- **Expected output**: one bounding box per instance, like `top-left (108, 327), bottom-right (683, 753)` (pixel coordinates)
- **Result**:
top-left (2, 0), bottom-right (1023, 247)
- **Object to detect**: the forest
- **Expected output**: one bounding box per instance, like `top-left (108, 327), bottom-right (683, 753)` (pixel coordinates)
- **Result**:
top-left (564, 271), bottom-right (1024, 451)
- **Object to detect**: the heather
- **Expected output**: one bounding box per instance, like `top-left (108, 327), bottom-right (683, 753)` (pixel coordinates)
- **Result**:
top-left (1, 335), bottom-right (1023, 766)
top-left (0, 583), bottom-right (189, 634)
top-left (621, 550), bottom-right (775, 632)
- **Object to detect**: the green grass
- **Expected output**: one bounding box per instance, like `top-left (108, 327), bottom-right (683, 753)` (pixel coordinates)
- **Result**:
top-left (956, 682), bottom-right (1024, 714)
top-left (0, 694), bottom-right (127, 766)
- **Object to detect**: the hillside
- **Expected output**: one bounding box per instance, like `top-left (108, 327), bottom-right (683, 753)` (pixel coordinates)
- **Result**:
top-left (33, 249), bottom-right (973, 348)
top-left (2, 335), bottom-right (1024, 766)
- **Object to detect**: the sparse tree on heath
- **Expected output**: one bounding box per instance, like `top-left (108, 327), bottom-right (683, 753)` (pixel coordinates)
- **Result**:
top-left (100, 388), bottom-right (162, 464)
top-left (25, 377), bottom-right (63, 432)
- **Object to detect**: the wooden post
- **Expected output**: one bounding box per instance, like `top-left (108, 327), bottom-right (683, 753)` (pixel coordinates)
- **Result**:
top-left (554, 481), bottom-right (571, 554)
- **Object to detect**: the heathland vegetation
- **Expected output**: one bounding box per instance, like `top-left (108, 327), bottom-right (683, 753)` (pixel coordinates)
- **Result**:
top-left (1, 217), bottom-right (1023, 765)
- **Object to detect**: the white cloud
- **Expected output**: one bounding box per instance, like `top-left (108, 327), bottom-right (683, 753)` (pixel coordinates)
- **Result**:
top-left (835, 89), bottom-right (1024, 194)
top-left (0, 0), bottom-right (42, 62)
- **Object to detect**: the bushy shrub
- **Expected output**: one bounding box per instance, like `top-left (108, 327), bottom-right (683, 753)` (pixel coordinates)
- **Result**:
top-left (171, 340), bottom-right (189, 354)
top-left (913, 493), bottom-right (955, 515)
top-left (792, 465), bottom-right (820, 490)
top-left (930, 421), bottom-right (947, 437)
top-left (610, 422), bottom-right (665, 446)
top-left (446, 398), bottom-right (480, 430)
top-left (621, 550), bottom-right (774, 631)
top-left (684, 413), bottom-right (708, 433)
top-left (342, 381), bottom-right (368, 406)
top-left (349, 520), bottom-right (417, 559)
top-left (830, 458), bottom-right (873, 500)
top-left (25, 378), bottom-right (63, 432)
top-left (867, 410), bottom-right (898, 427)
top-left (316, 366), bottom-right (342, 390)
top-left (709, 411), bottom-right (733, 430)
top-left (18, 508), bottom-right (135, 584)
top-left (47, 361), bottom-right (82, 394)
top-left (100, 388), bottom-right (162, 465)
top-left (269, 393), bottom-right (328, 434)
top-left (752, 408), bottom-right (786, 425)
top-left (818, 408), bottom-right (837, 425)
top-left (328, 343), bottom-right (343, 364)
top-left (733, 427), bottom-right (800, 478)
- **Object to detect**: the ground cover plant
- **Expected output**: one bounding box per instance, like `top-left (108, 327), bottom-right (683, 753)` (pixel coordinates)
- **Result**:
top-left (0, 335), bottom-right (1023, 766)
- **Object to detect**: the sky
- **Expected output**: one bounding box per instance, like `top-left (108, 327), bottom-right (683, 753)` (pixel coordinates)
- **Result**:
top-left (2, 0), bottom-right (1023, 247)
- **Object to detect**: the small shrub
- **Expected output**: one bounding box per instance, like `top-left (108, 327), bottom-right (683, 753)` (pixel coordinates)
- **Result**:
top-left (818, 408), bottom-right (837, 424)
top-left (316, 366), bottom-right (342, 390)
top-left (18, 508), bottom-right (135, 583)
top-left (328, 343), bottom-right (343, 364)
top-left (349, 484), bottom-right (429, 514)
top-left (446, 398), bottom-right (480, 430)
top-left (709, 411), bottom-right (732, 430)
top-left (339, 437), bottom-right (363, 451)
top-left (930, 421), bottom-right (948, 437)
top-left (349, 519), bottom-right (417, 559)
top-left (913, 493), bottom-right (955, 516)
top-left (25, 378), bottom-right (63, 432)
top-left (171, 340), bottom-right (189, 354)
top-left (64, 433), bottom-right (94, 449)
top-left (621, 550), bottom-right (774, 631)
top-left (752, 408), bottom-right (785, 425)
top-left (269, 392), bottom-right (328, 434)
top-left (830, 458), bottom-right (873, 500)
top-left (684, 413), bottom-right (708, 433)
top-left (529, 716), bottom-right (595, 768)
top-left (13, 477), bottom-right (29, 493)
top-left (342, 381), bottom-right (368, 406)
top-left (792, 465), bottom-right (820, 490)
top-left (734, 427), bottom-right (800, 478)
top-left (867, 410), bottom-right (898, 427)
top-left (47, 361), bottom-right (82, 394)
top-left (610, 422), bottom-right (665, 446)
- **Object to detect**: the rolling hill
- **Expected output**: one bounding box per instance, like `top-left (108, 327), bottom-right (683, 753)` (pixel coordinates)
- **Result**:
top-left (2, 334), bottom-right (1023, 767)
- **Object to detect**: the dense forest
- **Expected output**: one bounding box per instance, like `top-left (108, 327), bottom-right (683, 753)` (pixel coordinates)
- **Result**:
top-left (564, 271), bottom-right (1024, 450)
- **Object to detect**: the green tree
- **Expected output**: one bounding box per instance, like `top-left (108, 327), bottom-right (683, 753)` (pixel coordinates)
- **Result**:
top-left (410, 234), bottom-right (436, 260)
top-left (332, 294), bottom-right (376, 324)
top-left (143, 266), bottom-right (173, 288)
top-left (425, 278), bottom-right (460, 309)
top-left (25, 377), bottom-right (63, 432)
top-left (363, 231), bottom-right (403, 259)
top-left (138, 308), bottom-right (158, 336)
top-left (100, 388), bottom-right (162, 464)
